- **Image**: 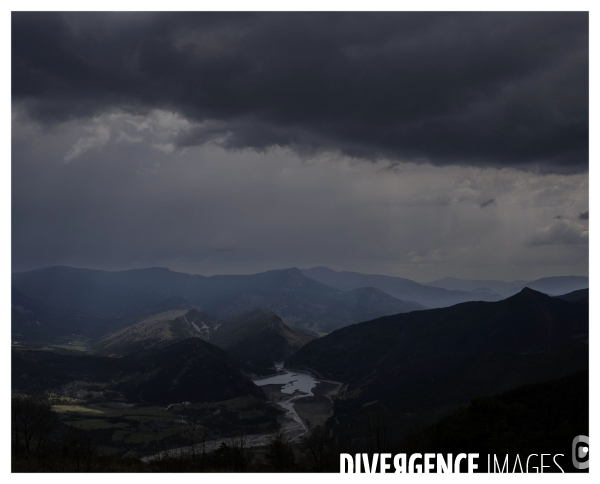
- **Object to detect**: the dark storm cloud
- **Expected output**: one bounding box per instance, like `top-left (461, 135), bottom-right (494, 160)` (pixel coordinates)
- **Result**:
top-left (579, 211), bottom-right (589, 220)
top-left (12, 11), bottom-right (588, 171)
top-left (480, 198), bottom-right (496, 208)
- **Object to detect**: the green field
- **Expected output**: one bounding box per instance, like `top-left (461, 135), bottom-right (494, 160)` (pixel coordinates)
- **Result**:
top-left (53, 404), bottom-right (189, 453)
top-left (50, 399), bottom-right (280, 456)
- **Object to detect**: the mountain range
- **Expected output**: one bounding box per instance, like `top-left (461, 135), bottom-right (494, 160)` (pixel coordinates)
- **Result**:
top-left (301, 266), bottom-right (502, 307)
top-left (12, 264), bottom-right (589, 376)
top-left (425, 275), bottom-right (589, 297)
top-left (12, 265), bottom-right (422, 334)
top-left (519, 276), bottom-right (589, 296)
top-left (11, 265), bottom-right (589, 464)
top-left (302, 266), bottom-right (588, 306)
top-left (423, 277), bottom-right (528, 294)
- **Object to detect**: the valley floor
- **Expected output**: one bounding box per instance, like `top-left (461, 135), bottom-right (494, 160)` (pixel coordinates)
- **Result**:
top-left (142, 372), bottom-right (344, 463)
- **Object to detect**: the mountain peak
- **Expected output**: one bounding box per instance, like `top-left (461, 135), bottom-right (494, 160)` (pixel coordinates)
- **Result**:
top-left (510, 287), bottom-right (549, 300)
top-left (239, 307), bottom-right (282, 320)
top-left (519, 286), bottom-right (544, 294)
top-left (282, 267), bottom-right (303, 275)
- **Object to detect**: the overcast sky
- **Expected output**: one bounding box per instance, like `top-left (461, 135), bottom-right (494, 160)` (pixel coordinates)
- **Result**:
top-left (11, 12), bottom-right (588, 281)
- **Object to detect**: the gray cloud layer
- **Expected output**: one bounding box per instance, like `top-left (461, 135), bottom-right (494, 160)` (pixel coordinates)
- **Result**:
top-left (11, 108), bottom-right (589, 280)
top-left (12, 12), bottom-right (588, 171)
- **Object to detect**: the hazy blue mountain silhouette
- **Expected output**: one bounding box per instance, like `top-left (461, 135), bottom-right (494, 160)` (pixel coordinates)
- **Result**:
top-left (12, 265), bottom-right (421, 333)
top-left (302, 266), bottom-right (503, 307)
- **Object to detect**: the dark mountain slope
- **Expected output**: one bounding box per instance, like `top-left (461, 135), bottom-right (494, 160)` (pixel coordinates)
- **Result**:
top-left (338, 286), bottom-right (422, 323)
top-left (94, 309), bottom-right (222, 356)
top-left (13, 337), bottom-right (264, 404)
top-left (12, 349), bottom-right (127, 392)
top-left (556, 288), bottom-right (588, 304)
top-left (12, 266), bottom-right (195, 317)
top-left (287, 288), bottom-right (588, 427)
top-left (12, 266), bottom-right (421, 333)
top-left (94, 306), bottom-right (315, 366)
top-left (289, 288), bottom-right (587, 379)
top-left (209, 308), bottom-right (316, 368)
top-left (120, 338), bottom-right (266, 404)
top-left (301, 266), bottom-right (502, 308)
top-left (11, 288), bottom-right (111, 341)
top-left (426, 370), bottom-right (588, 469)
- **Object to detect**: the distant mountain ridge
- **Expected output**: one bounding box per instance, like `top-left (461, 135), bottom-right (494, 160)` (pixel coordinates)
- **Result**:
top-left (518, 276), bottom-right (589, 296)
top-left (301, 266), bottom-right (503, 308)
top-left (426, 275), bottom-right (589, 297)
top-left (303, 267), bottom-right (588, 305)
top-left (12, 265), bottom-right (421, 334)
top-left (12, 265), bottom-right (588, 339)
top-left (11, 288), bottom-right (115, 341)
top-left (424, 277), bottom-right (527, 294)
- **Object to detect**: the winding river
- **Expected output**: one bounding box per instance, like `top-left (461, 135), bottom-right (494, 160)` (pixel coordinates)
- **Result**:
top-left (253, 363), bottom-right (318, 437)
top-left (142, 364), bottom-right (331, 462)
